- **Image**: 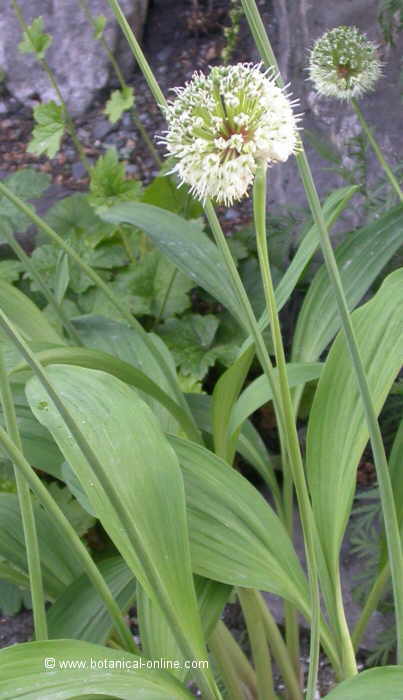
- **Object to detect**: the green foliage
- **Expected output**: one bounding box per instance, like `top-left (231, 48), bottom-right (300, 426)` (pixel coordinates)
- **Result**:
top-left (89, 148), bottom-right (143, 210)
top-left (18, 16), bottom-right (52, 59)
top-left (104, 86), bottom-right (135, 124)
top-left (27, 101), bottom-right (66, 158)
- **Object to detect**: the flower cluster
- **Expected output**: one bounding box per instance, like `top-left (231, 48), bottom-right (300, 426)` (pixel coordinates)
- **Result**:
top-left (161, 63), bottom-right (299, 206)
top-left (308, 26), bottom-right (381, 101)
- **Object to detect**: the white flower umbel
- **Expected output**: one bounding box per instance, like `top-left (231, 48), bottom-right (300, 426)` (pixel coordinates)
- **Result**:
top-left (161, 63), bottom-right (299, 206)
top-left (309, 26), bottom-right (381, 100)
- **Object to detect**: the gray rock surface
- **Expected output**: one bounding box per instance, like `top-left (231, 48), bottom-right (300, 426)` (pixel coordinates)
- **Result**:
top-left (0, 0), bottom-right (148, 116)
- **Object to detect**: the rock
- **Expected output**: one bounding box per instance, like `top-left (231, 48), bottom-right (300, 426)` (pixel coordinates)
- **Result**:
top-left (264, 0), bottom-right (403, 222)
top-left (0, 0), bottom-right (148, 116)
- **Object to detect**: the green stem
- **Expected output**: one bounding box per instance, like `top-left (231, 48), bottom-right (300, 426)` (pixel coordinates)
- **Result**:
top-left (209, 623), bottom-right (249, 700)
top-left (213, 620), bottom-right (258, 698)
top-left (12, 0), bottom-right (90, 174)
top-left (0, 181), bottom-right (201, 445)
top-left (351, 99), bottom-right (403, 202)
top-left (239, 588), bottom-right (277, 700)
top-left (352, 562), bottom-right (389, 651)
top-left (333, 567), bottom-right (358, 677)
top-left (283, 468), bottom-right (301, 683)
top-left (240, 0), bottom-right (403, 669)
top-left (0, 225), bottom-right (82, 345)
top-left (253, 591), bottom-right (303, 700)
top-left (131, 111), bottom-right (162, 167)
top-left (0, 354), bottom-right (48, 641)
top-left (0, 424), bottom-right (137, 654)
top-left (153, 268), bottom-right (178, 329)
top-left (0, 310), bottom-right (217, 700)
top-left (253, 165), bottom-right (321, 699)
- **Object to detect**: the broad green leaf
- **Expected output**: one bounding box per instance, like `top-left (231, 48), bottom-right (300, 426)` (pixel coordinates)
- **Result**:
top-left (391, 420), bottom-right (403, 529)
top-left (26, 365), bottom-right (211, 677)
top-left (0, 260), bottom-right (24, 283)
top-left (0, 579), bottom-right (30, 615)
top-left (158, 314), bottom-right (222, 379)
top-left (137, 576), bottom-right (230, 682)
top-left (89, 148), bottom-right (142, 210)
top-left (326, 666), bottom-right (403, 699)
top-left (110, 250), bottom-right (193, 319)
top-left (212, 345), bottom-right (255, 461)
top-left (12, 345), bottom-right (196, 440)
top-left (104, 87), bottom-right (135, 124)
top-left (292, 204), bottom-right (403, 364)
top-left (46, 482), bottom-right (95, 536)
top-left (43, 193), bottom-right (114, 247)
top-left (101, 202), bottom-right (244, 327)
top-left (187, 392), bottom-right (280, 502)
top-left (307, 270), bottom-right (403, 571)
top-left (142, 176), bottom-right (203, 219)
top-left (0, 492), bottom-right (82, 599)
top-left (48, 557), bottom-right (135, 644)
top-left (169, 436), bottom-right (309, 614)
top-left (0, 280), bottom-right (62, 344)
top-left (0, 639), bottom-right (193, 699)
top-left (72, 315), bottom-right (184, 434)
top-left (229, 362), bottom-right (323, 439)
top-left (18, 16), bottom-right (52, 59)
top-left (27, 101), bottom-right (66, 159)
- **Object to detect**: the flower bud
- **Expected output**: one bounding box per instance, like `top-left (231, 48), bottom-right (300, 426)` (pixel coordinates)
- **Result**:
top-left (309, 26), bottom-right (381, 101)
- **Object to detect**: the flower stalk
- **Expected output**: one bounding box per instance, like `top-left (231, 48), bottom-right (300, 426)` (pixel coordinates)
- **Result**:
top-left (240, 0), bottom-right (403, 667)
top-left (0, 354), bottom-right (48, 641)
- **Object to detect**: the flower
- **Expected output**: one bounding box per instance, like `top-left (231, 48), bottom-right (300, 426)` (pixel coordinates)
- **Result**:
top-left (308, 26), bottom-right (381, 101)
top-left (160, 63), bottom-right (299, 206)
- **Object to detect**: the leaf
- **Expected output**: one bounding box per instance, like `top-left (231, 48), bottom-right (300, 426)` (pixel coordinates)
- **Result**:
top-left (43, 193), bottom-right (114, 247)
top-left (0, 280), bottom-right (62, 344)
top-left (89, 148), bottom-right (142, 211)
top-left (0, 260), bottom-right (24, 283)
top-left (142, 176), bottom-right (204, 219)
top-left (137, 575), bottom-right (230, 681)
top-left (292, 204), bottom-right (403, 365)
top-left (26, 365), bottom-right (211, 675)
top-left (0, 639), bottom-right (193, 699)
top-left (27, 101), bottom-right (66, 158)
top-left (72, 315), bottom-right (184, 434)
top-left (0, 492), bottom-right (82, 599)
top-left (46, 482), bottom-right (95, 536)
top-left (158, 313), bottom-right (240, 380)
top-left (12, 344), bottom-right (198, 440)
top-left (18, 16), bottom-right (52, 59)
top-left (110, 249), bottom-right (193, 319)
top-left (104, 87), bottom-right (135, 124)
top-left (93, 14), bottom-right (106, 39)
top-left (169, 436), bottom-right (310, 613)
top-left (0, 169), bottom-right (51, 236)
top-left (229, 362), bottom-right (323, 439)
top-left (326, 666), bottom-right (403, 699)
top-left (0, 579), bottom-right (30, 615)
top-left (307, 270), bottom-right (403, 573)
top-left (158, 314), bottom-right (220, 379)
top-left (47, 557), bottom-right (134, 644)
top-left (101, 202), bottom-right (245, 327)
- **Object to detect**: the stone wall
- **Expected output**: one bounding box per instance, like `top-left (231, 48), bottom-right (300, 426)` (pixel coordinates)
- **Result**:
top-left (0, 0), bottom-right (148, 115)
